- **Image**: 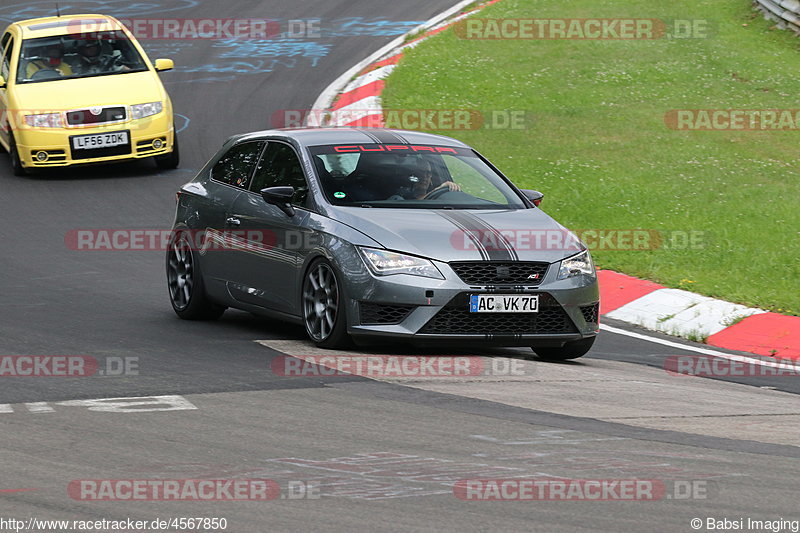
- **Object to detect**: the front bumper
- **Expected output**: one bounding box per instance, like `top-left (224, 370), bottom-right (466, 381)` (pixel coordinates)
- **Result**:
top-left (15, 115), bottom-right (174, 169)
top-left (343, 259), bottom-right (600, 347)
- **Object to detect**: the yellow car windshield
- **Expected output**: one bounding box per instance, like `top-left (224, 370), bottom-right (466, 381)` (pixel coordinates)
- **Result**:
top-left (17, 31), bottom-right (147, 84)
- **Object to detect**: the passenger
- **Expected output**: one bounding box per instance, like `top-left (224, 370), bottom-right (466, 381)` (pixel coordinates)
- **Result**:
top-left (25, 44), bottom-right (73, 78)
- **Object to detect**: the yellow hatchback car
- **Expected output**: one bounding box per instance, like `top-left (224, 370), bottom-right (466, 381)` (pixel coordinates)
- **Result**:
top-left (0, 15), bottom-right (178, 176)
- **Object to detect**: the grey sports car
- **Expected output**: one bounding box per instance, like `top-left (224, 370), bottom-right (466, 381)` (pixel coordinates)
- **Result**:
top-left (167, 128), bottom-right (599, 360)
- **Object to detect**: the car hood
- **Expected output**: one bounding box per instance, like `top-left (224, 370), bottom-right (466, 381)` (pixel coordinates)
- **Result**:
top-left (11, 71), bottom-right (165, 111)
top-left (329, 207), bottom-right (584, 263)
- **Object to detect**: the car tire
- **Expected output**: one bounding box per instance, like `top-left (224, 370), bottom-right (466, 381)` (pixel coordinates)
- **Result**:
top-left (532, 336), bottom-right (595, 361)
top-left (8, 134), bottom-right (28, 177)
top-left (302, 258), bottom-right (352, 349)
top-left (167, 231), bottom-right (225, 320)
top-left (155, 132), bottom-right (180, 170)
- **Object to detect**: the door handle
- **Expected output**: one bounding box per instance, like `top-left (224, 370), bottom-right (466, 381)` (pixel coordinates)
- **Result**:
top-left (226, 217), bottom-right (241, 227)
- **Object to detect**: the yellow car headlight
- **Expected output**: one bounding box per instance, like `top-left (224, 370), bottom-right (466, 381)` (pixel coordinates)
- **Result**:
top-left (25, 113), bottom-right (63, 128)
top-left (131, 101), bottom-right (163, 120)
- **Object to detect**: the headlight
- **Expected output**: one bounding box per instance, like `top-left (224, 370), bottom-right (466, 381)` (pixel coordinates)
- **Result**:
top-left (358, 247), bottom-right (444, 279)
top-left (557, 249), bottom-right (595, 280)
top-left (24, 113), bottom-right (63, 128)
top-left (130, 101), bottom-right (163, 120)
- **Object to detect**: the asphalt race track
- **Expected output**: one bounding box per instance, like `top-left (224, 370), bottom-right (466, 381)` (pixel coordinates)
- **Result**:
top-left (1, 1), bottom-right (799, 532)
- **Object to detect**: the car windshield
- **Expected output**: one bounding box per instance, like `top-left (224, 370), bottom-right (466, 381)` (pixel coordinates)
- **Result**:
top-left (309, 144), bottom-right (527, 209)
top-left (16, 31), bottom-right (148, 84)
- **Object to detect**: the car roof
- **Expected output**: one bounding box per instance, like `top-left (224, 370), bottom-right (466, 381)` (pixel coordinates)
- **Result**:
top-left (13, 14), bottom-right (123, 39)
top-left (236, 128), bottom-right (471, 149)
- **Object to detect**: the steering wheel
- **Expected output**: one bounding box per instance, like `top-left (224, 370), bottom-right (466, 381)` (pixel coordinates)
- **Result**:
top-left (30, 68), bottom-right (61, 80)
top-left (100, 54), bottom-right (123, 70)
top-left (422, 185), bottom-right (451, 200)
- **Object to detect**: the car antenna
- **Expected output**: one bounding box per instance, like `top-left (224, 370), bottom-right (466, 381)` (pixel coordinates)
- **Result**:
top-left (56, 3), bottom-right (61, 17)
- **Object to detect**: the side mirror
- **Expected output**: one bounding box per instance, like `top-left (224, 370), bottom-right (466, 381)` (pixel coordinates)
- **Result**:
top-left (521, 189), bottom-right (544, 207)
top-left (154, 58), bottom-right (174, 72)
top-left (0, 76), bottom-right (6, 89)
top-left (261, 186), bottom-right (295, 217)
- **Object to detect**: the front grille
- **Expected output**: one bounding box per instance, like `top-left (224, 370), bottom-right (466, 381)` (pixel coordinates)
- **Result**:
top-left (580, 303), bottom-right (599, 324)
top-left (360, 302), bottom-right (415, 325)
top-left (420, 293), bottom-right (576, 335)
top-left (450, 262), bottom-right (549, 286)
top-left (66, 106), bottom-right (127, 126)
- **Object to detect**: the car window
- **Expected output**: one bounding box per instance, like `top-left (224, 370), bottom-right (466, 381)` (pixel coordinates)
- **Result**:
top-left (443, 156), bottom-right (507, 204)
top-left (211, 141), bottom-right (265, 189)
top-left (16, 31), bottom-right (147, 84)
top-left (1, 36), bottom-right (13, 81)
top-left (315, 152), bottom-right (359, 177)
top-left (250, 142), bottom-right (309, 207)
top-left (309, 144), bottom-right (526, 209)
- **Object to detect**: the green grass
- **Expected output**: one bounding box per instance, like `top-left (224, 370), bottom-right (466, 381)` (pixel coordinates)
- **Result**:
top-left (383, 0), bottom-right (800, 315)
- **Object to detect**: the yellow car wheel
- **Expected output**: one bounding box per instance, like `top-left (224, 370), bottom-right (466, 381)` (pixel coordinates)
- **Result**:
top-left (155, 132), bottom-right (180, 170)
top-left (8, 134), bottom-right (28, 177)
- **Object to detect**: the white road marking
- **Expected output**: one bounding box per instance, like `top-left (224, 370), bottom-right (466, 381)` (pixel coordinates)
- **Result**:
top-left (606, 288), bottom-right (766, 338)
top-left (471, 433), bottom-right (626, 445)
top-left (56, 395), bottom-right (198, 413)
top-left (24, 402), bottom-right (54, 413)
top-left (327, 96), bottom-right (384, 127)
top-left (600, 324), bottom-right (792, 370)
top-left (0, 396), bottom-right (197, 414)
top-left (341, 65), bottom-right (396, 93)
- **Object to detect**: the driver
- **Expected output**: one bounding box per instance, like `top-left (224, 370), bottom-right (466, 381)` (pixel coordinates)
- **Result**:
top-left (25, 44), bottom-right (73, 78)
top-left (70, 38), bottom-right (104, 74)
top-left (391, 160), bottom-right (461, 200)
top-left (69, 38), bottom-right (129, 75)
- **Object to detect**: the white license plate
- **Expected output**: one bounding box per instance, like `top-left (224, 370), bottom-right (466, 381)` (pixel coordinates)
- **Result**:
top-left (72, 131), bottom-right (128, 150)
top-left (470, 294), bottom-right (539, 313)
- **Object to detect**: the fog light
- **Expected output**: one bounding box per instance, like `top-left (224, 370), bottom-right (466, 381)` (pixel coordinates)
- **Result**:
top-left (35, 151), bottom-right (48, 162)
top-left (152, 138), bottom-right (164, 150)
